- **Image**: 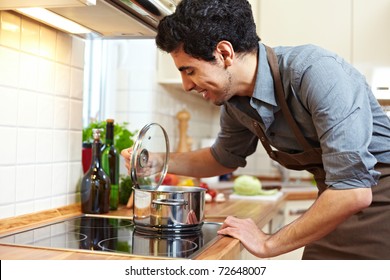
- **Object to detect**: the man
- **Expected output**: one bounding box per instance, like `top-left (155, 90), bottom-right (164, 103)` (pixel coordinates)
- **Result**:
top-left (122, 0), bottom-right (390, 259)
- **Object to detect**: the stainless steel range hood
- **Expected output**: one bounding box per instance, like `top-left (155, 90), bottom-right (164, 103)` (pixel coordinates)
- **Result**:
top-left (6, 0), bottom-right (179, 38)
top-left (49, 0), bottom-right (177, 38)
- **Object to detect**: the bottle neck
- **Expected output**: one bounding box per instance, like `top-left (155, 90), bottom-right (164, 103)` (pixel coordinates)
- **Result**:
top-left (91, 139), bottom-right (102, 168)
top-left (106, 123), bottom-right (114, 145)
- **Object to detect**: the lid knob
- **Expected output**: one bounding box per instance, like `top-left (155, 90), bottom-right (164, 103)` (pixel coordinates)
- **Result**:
top-left (130, 123), bottom-right (169, 190)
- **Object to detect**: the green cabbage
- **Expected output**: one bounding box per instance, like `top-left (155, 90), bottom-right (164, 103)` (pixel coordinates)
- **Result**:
top-left (233, 175), bottom-right (262, 195)
top-left (233, 175), bottom-right (278, 196)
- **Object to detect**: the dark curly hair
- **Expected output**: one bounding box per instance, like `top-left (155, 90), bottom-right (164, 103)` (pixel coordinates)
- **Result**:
top-left (156, 0), bottom-right (260, 61)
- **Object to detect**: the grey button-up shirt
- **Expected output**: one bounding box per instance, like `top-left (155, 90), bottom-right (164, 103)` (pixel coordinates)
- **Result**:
top-left (211, 42), bottom-right (390, 189)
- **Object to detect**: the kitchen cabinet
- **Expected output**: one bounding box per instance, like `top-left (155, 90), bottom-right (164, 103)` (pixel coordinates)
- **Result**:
top-left (241, 198), bottom-right (315, 260)
top-left (283, 199), bottom-right (315, 225)
top-left (277, 199), bottom-right (315, 260)
top-left (255, 0), bottom-right (390, 95)
top-left (274, 199), bottom-right (315, 260)
top-left (352, 0), bottom-right (390, 96)
top-left (255, 0), bottom-right (352, 61)
top-left (353, 0), bottom-right (390, 68)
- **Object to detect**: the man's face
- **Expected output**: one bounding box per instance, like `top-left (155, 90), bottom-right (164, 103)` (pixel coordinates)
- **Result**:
top-left (170, 48), bottom-right (234, 106)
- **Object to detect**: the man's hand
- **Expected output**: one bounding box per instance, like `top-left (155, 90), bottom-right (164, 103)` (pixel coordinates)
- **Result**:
top-left (218, 216), bottom-right (270, 258)
top-left (120, 147), bottom-right (165, 178)
top-left (121, 147), bottom-right (133, 174)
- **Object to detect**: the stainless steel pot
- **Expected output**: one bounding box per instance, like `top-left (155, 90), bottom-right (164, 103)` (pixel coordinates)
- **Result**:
top-left (133, 185), bottom-right (206, 231)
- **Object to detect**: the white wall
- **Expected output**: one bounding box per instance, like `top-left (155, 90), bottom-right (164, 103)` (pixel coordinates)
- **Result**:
top-left (0, 11), bottom-right (85, 219)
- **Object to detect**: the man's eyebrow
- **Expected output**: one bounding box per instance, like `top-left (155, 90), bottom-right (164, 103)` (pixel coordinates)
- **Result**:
top-left (178, 66), bottom-right (192, 72)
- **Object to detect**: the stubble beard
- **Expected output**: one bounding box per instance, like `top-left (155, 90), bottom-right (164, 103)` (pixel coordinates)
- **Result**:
top-left (214, 70), bottom-right (233, 106)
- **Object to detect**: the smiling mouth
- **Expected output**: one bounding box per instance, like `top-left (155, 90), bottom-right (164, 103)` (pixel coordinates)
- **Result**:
top-left (199, 90), bottom-right (208, 99)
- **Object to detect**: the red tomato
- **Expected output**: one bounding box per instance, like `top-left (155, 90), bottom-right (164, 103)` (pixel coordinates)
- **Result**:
top-left (207, 189), bottom-right (217, 199)
top-left (199, 182), bottom-right (209, 190)
top-left (156, 174), bottom-right (179, 186)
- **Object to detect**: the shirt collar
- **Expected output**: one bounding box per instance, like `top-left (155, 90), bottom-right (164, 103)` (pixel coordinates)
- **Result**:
top-left (250, 42), bottom-right (279, 130)
top-left (252, 42), bottom-right (278, 106)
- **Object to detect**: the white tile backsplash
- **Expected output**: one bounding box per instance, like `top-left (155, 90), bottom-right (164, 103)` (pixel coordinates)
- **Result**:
top-left (52, 163), bottom-right (68, 196)
top-left (52, 195), bottom-right (67, 209)
top-left (34, 197), bottom-right (52, 212)
top-left (0, 47), bottom-right (19, 87)
top-left (37, 59), bottom-right (56, 93)
top-left (69, 99), bottom-right (83, 130)
top-left (36, 94), bottom-right (54, 128)
top-left (21, 17), bottom-right (40, 55)
top-left (54, 63), bottom-right (71, 97)
top-left (0, 127), bottom-right (17, 165)
top-left (0, 86), bottom-right (18, 126)
top-left (35, 129), bottom-right (53, 163)
top-left (15, 201), bottom-right (34, 216)
top-left (0, 205), bottom-right (15, 219)
top-left (0, 11), bottom-right (84, 218)
top-left (52, 130), bottom-right (69, 162)
top-left (35, 164), bottom-right (52, 199)
top-left (53, 97), bottom-right (70, 129)
top-left (70, 68), bottom-right (84, 99)
top-left (15, 165), bottom-right (35, 202)
top-left (71, 36), bottom-right (85, 68)
top-left (39, 25), bottom-right (56, 59)
top-left (56, 32), bottom-right (72, 64)
top-left (0, 166), bottom-right (16, 204)
top-left (17, 90), bottom-right (37, 127)
top-left (67, 162), bottom-right (82, 195)
top-left (19, 53), bottom-right (39, 91)
top-left (16, 128), bottom-right (37, 164)
top-left (68, 131), bottom-right (82, 161)
top-left (0, 11), bottom-right (21, 49)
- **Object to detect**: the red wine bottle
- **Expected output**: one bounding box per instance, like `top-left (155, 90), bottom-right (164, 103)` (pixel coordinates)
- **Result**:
top-left (81, 128), bottom-right (111, 214)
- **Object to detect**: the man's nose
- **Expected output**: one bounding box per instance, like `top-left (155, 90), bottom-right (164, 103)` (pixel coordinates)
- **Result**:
top-left (181, 74), bottom-right (195, 92)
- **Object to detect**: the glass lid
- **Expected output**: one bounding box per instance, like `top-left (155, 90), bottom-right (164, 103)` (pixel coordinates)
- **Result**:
top-left (130, 123), bottom-right (169, 190)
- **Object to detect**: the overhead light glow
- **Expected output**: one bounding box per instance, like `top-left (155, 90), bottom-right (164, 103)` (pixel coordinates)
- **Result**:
top-left (16, 7), bottom-right (91, 34)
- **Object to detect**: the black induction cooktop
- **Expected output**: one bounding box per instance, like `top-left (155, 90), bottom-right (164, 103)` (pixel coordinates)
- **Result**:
top-left (0, 216), bottom-right (221, 259)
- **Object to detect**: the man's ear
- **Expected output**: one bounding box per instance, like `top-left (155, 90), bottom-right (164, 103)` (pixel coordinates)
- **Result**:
top-left (216, 41), bottom-right (234, 67)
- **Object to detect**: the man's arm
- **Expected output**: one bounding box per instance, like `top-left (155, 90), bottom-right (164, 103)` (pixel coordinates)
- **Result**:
top-left (121, 146), bottom-right (235, 178)
top-left (218, 187), bottom-right (372, 258)
top-left (168, 147), bottom-right (236, 178)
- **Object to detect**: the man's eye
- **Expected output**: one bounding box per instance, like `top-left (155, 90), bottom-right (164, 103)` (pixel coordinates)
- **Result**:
top-left (186, 69), bottom-right (194, 75)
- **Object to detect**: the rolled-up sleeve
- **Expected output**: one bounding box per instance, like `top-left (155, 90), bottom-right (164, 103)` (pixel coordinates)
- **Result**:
top-left (210, 105), bottom-right (259, 169)
top-left (298, 56), bottom-right (381, 189)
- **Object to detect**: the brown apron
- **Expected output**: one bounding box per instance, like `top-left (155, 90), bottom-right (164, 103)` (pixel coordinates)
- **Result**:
top-left (253, 46), bottom-right (390, 259)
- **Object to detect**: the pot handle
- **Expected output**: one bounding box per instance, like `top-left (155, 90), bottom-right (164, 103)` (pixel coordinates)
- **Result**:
top-left (152, 198), bottom-right (188, 206)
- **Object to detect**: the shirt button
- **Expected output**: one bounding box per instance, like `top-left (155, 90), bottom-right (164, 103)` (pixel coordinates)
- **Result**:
top-left (260, 137), bottom-right (265, 142)
top-left (253, 122), bottom-right (257, 127)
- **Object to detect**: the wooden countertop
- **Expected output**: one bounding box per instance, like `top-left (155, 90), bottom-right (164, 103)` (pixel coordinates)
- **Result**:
top-left (0, 192), bottom-right (296, 260)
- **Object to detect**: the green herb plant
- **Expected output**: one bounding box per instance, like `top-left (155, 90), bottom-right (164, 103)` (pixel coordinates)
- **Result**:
top-left (82, 120), bottom-right (136, 152)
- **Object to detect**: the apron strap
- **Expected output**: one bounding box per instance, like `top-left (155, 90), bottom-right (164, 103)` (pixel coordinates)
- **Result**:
top-left (265, 45), bottom-right (313, 152)
top-left (263, 45), bottom-right (327, 193)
